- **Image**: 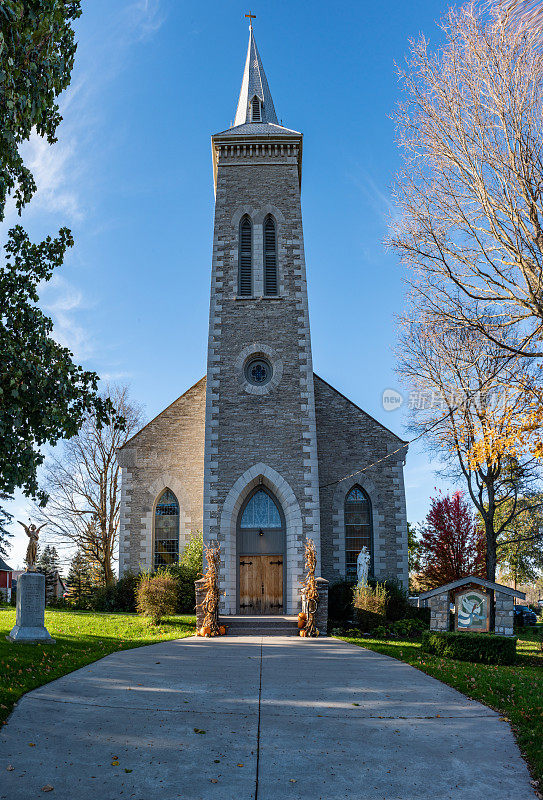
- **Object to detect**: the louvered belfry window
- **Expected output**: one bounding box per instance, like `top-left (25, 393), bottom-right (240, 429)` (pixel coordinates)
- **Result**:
top-left (239, 216), bottom-right (252, 295)
top-left (264, 215), bottom-right (278, 295)
top-left (252, 96), bottom-right (261, 122)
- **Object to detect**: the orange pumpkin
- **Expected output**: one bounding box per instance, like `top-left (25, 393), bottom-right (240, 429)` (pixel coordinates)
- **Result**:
top-left (202, 626), bottom-right (211, 637)
top-left (298, 612), bottom-right (307, 621)
top-left (297, 620), bottom-right (305, 629)
top-left (219, 626), bottom-right (226, 635)
top-left (299, 629), bottom-right (307, 637)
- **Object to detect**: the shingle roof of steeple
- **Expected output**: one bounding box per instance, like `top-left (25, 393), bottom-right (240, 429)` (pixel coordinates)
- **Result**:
top-left (234, 26), bottom-right (278, 126)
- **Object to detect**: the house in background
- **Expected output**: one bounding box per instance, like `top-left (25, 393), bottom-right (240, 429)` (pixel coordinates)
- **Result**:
top-left (0, 557), bottom-right (13, 602)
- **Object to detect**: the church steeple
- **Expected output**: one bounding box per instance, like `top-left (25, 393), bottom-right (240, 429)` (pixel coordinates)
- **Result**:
top-left (234, 26), bottom-right (278, 126)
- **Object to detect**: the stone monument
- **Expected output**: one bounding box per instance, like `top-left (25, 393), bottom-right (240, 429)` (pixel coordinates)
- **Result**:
top-left (356, 546), bottom-right (370, 586)
top-left (7, 522), bottom-right (55, 644)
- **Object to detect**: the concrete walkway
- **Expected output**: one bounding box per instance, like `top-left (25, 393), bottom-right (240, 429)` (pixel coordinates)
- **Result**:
top-left (0, 636), bottom-right (534, 800)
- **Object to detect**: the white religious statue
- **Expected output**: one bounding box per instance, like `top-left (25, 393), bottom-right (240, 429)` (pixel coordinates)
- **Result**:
top-left (356, 546), bottom-right (370, 586)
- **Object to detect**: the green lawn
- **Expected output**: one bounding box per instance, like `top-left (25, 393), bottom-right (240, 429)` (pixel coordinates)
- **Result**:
top-left (337, 626), bottom-right (543, 790)
top-left (0, 608), bottom-right (196, 724)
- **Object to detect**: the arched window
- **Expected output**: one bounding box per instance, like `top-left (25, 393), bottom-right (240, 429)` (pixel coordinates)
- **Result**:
top-left (251, 96), bottom-right (261, 122)
top-left (344, 486), bottom-right (372, 580)
top-left (240, 489), bottom-right (282, 528)
top-left (239, 215), bottom-right (252, 296)
top-left (263, 215), bottom-right (278, 296)
top-left (154, 489), bottom-right (179, 570)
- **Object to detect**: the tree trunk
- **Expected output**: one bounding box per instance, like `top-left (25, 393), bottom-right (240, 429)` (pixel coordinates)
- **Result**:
top-left (485, 519), bottom-right (497, 630)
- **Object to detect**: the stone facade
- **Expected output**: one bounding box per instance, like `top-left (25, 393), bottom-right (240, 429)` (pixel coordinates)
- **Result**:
top-left (117, 379), bottom-right (206, 574)
top-left (494, 590), bottom-right (515, 636)
top-left (428, 594), bottom-right (450, 632)
top-left (117, 28), bottom-right (409, 614)
top-left (203, 136), bottom-right (321, 615)
top-left (314, 376), bottom-right (408, 588)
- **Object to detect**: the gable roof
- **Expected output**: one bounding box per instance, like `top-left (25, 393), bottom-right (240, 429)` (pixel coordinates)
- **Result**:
top-left (314, 374), bottom-right (408, 446)
top-left (419, 576), bottom-right (526, 600)
top-left (118, 376), bottom-right (206, 451)
top-left (0, 557), bottom-right (13, 571)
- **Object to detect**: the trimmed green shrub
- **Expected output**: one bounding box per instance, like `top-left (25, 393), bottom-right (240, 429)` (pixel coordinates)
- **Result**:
top-left (164, 564), bottom-right (199, 612)
top-left (137, 570), bottom-right (178, 624)
top-left (406, 605), bottom-right (431, 625)
top-left (355, 609), bottom-right (387, 631)
top-left (381, 579), bottom-right (410, 621)
top-left (369, 617), bottom-right (427, 640)
top-left (91, 572), bottom-right (139, 612)
top-left (328, 580), bottom-right (356, 621)
top-left (421, 631), bottom-right (517, 665)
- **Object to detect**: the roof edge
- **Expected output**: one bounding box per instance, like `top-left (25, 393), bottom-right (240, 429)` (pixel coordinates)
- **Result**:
top-left (118, 376), bottom-right (206, 451)
top-left (419, 576), bottom-right (526, 600)
top-left (313, 374), bottom-right (408, 447)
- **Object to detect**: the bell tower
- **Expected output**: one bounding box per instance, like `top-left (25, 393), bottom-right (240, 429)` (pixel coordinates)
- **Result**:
top-left (203, 24), bottom-right (321, 614)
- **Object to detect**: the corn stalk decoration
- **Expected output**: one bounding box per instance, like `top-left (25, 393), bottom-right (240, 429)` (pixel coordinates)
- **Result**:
top-left (197, 542), bottom-right (224, 637)
top-left (300, 538), bottom-right (319, 637)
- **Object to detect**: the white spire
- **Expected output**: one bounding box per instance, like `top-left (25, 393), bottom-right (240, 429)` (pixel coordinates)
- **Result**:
top-left (234, 26), bottom-right (278, 126)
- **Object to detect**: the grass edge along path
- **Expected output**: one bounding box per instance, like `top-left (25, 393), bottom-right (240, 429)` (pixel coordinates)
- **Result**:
top-left (336, 628), bottom-right (542, 795)
top-left (0, 608), bottom-right (196, 725)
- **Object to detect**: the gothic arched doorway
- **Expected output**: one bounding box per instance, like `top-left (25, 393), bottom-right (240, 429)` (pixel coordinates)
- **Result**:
top-left (237, 486), bottom-right (285, 614)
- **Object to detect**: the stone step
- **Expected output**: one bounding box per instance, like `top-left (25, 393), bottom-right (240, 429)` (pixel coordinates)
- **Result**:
top-left (220, 615), bottom-right (299, 637)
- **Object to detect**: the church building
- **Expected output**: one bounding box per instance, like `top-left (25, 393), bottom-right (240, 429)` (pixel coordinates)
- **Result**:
top-left (117, 26), bottom-right (408, 615)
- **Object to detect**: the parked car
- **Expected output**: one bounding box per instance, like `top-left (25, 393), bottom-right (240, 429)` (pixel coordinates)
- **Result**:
top-left (514, 605), bottom-right (538, 626)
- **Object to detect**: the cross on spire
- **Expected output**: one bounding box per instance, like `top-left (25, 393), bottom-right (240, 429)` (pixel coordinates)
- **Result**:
top-left (245, 11), bottom-right (256, 28)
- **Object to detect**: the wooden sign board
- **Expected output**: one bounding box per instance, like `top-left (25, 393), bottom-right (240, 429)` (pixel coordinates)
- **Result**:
top-left (455, 588), bottom-right (489, 633)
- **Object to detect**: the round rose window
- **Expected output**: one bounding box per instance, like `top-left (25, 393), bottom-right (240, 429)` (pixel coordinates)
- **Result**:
top-left (245, 357), bottom-right (273, 386)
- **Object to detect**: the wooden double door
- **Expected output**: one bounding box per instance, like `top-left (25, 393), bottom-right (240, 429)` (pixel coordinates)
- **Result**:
top-left (239, 555), bottom-right (283, 615)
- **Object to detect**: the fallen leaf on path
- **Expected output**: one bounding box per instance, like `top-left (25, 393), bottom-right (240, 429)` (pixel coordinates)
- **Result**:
top-left (7, 765), bottom-right (14, 771)
top-left (111, 761), bottom-right (119, 766)
top-left (28, 743), bottom-right (35, 747)
top-left (41, 786), bottom-right (54, 792)
top-left (124, 769), bottom-right (132, 773)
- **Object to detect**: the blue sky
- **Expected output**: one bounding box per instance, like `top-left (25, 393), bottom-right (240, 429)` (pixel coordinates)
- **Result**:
top-left (4, 0), bottom-right (453, 569)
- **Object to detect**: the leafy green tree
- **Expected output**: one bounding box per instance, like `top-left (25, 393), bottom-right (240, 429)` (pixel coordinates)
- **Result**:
top-left (1, 227), bottom-right (115, 506)
top-left (65, 550), bottom-right (93, 608)
top-left (0, 0), bottom-right (82, 217)
top-left (407, 522), bottom-right (422, 577)
top-left (0, 496), bottom-right (12, 557)
top-left (494, 496), bottom-right (543, 588)
top-left (36, 543), bottom-right (61, 601)
top-left (179, 532), bottom-right (203, 574)
top-left (0, 1), bottom-right (119, 530)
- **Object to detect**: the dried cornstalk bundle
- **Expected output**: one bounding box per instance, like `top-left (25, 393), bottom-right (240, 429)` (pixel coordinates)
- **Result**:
top-left (300, 538), bottom-right (319, 637)
top-left (197, 542), bottom-right (223, 636)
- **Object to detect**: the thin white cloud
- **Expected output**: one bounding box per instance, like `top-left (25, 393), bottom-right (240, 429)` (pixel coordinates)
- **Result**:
top-left (348, 167), bottom-right (400, 226)
top-left (18, 132), bottom-right (84, 222)
top-left (123, 0), bottom-right (166, 43)
top-left (40, 275), bottom-right (95, 361)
